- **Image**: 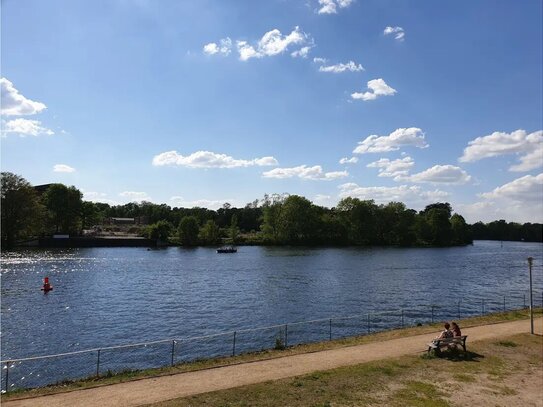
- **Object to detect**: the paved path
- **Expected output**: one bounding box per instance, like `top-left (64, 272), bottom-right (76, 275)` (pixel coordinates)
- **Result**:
top-left (4, 318), bottom-right (542, 407)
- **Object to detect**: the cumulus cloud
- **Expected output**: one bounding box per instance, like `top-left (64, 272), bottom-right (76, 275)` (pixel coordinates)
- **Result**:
top-left (203, 37), bottom-right (232, 56)
top-left (367, 157), bottom-right (414, 178)
top-left (291, 46), bottom-right (313, 58)
top-left (119, 191), bottom-right (152, 202)
top-left (406, 165), bottom-right (471, 184)
top-left (338, 182), bottom-right (449, 208)
top-left (236, 27), bottom-right (311, 61)
top-left (353, 128), bottom-right (428, 154)
top-left (313, 57), bottom-right (327, 64)
top-left (339, 157), bottom-right (359, 164)
top-left (82, 191), bottom-right (119, 205)
top-left (262, 165), bottom-right (348, 181)
top-left (459, 129), bottom-right (543, 172)
top-left (463, 174), bottom-right (543, 223)
top-left (317, 0), bottom-right (354, 14)
top-left (2, 118), bottom-right (54, 137)
top-left (1, 78), bottom-right (47, 116)
top-left (318, 60), bottom-right (364, 73)
top-left (53, 164), bottom-right (75, 173)
top-left (383, 26), bottom-right (405, 41)
top-left (479, 173), bottom-right (543, 202)
top-left (351, 78), bottom-right (397, 101)
top-left (169, 196), bottom-right (236, 210)
top-left (152, 150), bottom-right (278, 169)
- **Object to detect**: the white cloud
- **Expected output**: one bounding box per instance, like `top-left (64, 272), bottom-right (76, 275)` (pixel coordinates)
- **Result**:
top-left (406, 165), bottom-right (471, 184)
top-left (1, 78), bottom-right (47, 116)
top-left (317, 0), bottom-right (354, 14)
top-left (291, 46), bottom-right (313, 58)
top-left (169, 196), bottom-right (236, 210)
top-left (236, 27), bottom-right (310, 61)
top-left (82, 191), bottom-right (119, 205)
top-left (461, 174), bottom-right (543, 223)
top-left (367, 157), bottom-right (414, 178)
top-left (152, 150), bottom-right (279, 168)
top-left (459, 129), bottom-right (543, 172)
top-left (353, 128), bottom-right (428, 154)
top-left (262, 165), bottom-right (348, 181)
top-left (351, 78), bottom-right (397, 101)
top-left (339, 157), bottom-right (359, 164)
top-left (2, 118), bottom-right (54, 137)
top-left (318, 61), bottom-right (364, 73)
top-left (53, 164), bottom-right (75, 173)
top-left (313, 57), bottom-right (327, 64)
top-left (480, 173), bottom-right (543, 202)
top-left (119, 191), bottom-right (152, 202)
top-left (338, 182), bottom-right (449, 208)
top-left (203, 37), bottom-right (232, 56)
top-left (383, 26), bottom-right (405, 41)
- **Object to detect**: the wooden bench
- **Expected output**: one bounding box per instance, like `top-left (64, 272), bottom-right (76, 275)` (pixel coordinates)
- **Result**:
top-left (427, 335), bottom-right (467, 355)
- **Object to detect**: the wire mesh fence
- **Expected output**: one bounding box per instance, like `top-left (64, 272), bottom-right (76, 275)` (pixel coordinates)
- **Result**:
top-left (2, 289), bottom-right (542, 393)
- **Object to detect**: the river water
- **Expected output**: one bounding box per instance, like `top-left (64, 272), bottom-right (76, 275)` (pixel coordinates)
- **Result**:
top-left (1, 240), bottom-right (542, 390)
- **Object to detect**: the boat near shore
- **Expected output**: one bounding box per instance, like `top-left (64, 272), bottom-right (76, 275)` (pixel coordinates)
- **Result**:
top-left (217, 246), bottom-right (237, 253)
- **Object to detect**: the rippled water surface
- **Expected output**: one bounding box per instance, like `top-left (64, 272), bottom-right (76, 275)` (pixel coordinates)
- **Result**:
top-left (1, 240), bottom-right (542, 362)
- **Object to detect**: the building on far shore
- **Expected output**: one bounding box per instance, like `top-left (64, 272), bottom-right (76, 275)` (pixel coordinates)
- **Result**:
top-left (104, 217), bottom-right (148, 225)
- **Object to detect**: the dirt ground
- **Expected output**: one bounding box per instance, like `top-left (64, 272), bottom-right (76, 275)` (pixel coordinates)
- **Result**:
top-left (3, 318), bottom-right (542, 407)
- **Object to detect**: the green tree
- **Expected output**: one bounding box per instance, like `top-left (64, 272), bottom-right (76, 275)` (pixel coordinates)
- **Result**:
top-left (337, 198), bottom-right (377, 245)
top-left (42, 184), bottom-right (83, 235)
top-left (199, 220), bottom-right (221, 245)
top-left (277, 195), bottom-right (319, 244)
top-left (423, 205), bottom-right (452, 246)
top-left (451, 213), bottom-right (471, 244)
top-left (1, 172), bottom-right (44, 248)
top-left (145, 220), bottom-right (172, 241)
top-left (177, 216), bottom-right (200, 246)
top-left (229, 215), bottom-right (240, 244)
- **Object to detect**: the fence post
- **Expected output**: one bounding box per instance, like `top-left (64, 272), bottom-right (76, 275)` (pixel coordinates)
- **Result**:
top-left (329, 319), bottom-right (332, 341)
top-left (96, 349), bottom-right (101, 378)
top-left (232, 331), bottom-right (237, 357)
top-left (457, 300), bottom-right (461, 319)
top-left (367, 313), bottom-right (370, 334)
top-left (431, 306), bottom-right (435, 324)
top-left (171, 340), bottom-right (175, 367)
top-left (523, 294), bottom-right (526, 308)
top-left (4, 362), bottom-right (8, 393)
top-left (284, 324), bottom-right (288, 348)
top-left (401, 310), bottom-right (404, 328)
top-left (503, 296), bottom-right (506, 312)
top-left (481, 299), bottom-right (485, 316)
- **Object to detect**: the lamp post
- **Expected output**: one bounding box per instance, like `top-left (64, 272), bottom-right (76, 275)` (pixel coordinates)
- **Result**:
top-left (528, 257), bottom-right (534, 335)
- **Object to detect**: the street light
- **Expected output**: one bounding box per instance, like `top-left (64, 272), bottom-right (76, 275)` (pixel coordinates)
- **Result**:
top-left (527, 257), bottom-right (534, 335)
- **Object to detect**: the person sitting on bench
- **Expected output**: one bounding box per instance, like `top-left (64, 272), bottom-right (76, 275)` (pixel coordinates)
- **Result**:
top-left (435, 322), bottom-right (454, 340)
top-left (451, 321), bottom-right (461, 337)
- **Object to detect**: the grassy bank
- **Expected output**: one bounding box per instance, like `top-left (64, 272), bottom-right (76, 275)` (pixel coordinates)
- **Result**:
top-left (2, 308), bottom-right (542, 402)
top-left (148, 332), bottom-right (542, 407)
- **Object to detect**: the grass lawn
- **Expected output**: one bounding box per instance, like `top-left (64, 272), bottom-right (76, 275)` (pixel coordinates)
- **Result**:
top-left (146, 332), bottom-right (543, 407)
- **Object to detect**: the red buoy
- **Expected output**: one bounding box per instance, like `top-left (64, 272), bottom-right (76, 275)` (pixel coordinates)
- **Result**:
top-left (41, 277), bottom-right (53, 292)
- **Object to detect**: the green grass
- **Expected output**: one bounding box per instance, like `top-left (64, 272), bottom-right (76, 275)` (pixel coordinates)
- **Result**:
top-left (147, 333), bottom-right (542, 407)
top-left (497, 340), bottom-right (518, 347)
top-left (2, 308), bottom-right (541, 402)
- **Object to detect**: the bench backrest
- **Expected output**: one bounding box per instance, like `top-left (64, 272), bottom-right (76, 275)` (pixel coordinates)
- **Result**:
top-left (436, 335), bottom-right (467, 344)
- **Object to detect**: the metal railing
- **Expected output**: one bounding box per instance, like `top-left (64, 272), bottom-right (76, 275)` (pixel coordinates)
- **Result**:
top-left (2, 290), bottom-right (542, 393)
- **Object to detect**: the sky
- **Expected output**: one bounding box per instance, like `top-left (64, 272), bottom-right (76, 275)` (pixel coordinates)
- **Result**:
top-left (1, 0), bottom-right (542, 223)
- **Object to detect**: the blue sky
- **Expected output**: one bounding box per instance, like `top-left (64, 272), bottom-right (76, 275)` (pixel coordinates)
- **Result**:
top-left (1, 0), bottom-right (542, 223)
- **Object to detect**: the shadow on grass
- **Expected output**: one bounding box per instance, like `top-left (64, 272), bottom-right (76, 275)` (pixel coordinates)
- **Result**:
top-left (440, 349), bottom-right (484, 362)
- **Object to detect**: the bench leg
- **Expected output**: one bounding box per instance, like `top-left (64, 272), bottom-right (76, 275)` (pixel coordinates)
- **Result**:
top-left (462, 343), bottom-right (466, 352)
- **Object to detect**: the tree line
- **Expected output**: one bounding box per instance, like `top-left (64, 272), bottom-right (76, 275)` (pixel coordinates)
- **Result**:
top-left (1, 172), bottom-right (541, 248)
